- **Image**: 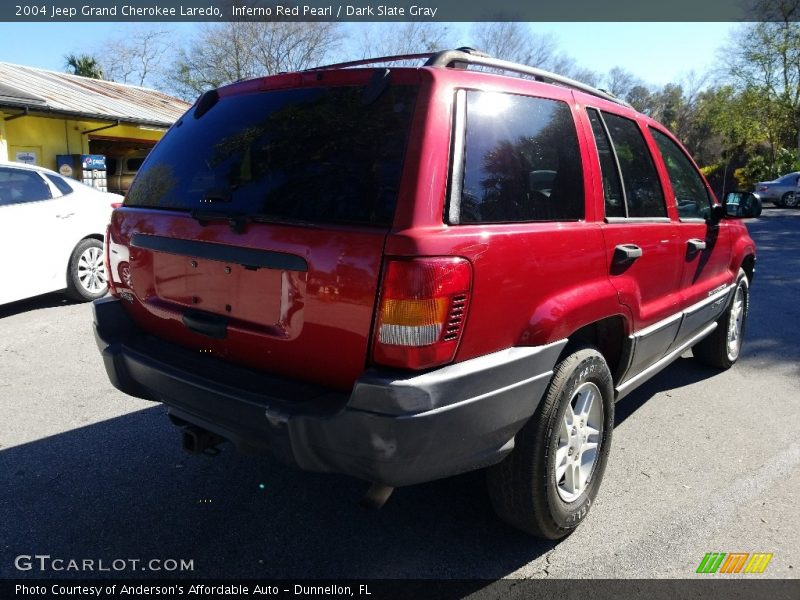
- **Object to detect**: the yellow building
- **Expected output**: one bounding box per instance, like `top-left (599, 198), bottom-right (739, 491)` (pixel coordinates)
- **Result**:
top-left (0, 62), bottom-right (190, 171)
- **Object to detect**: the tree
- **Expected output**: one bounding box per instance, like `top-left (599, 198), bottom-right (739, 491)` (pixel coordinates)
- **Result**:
top-left (602, 67), bottom-right (643, 99)
top-left (470, 22), bottom-right (558, 67)
top-left (169, 21), bottom-right (342, 100)
top-left (64, 54), bottom-right (104, 79)
top-left (97, 27), bottom-right (172, 87)
top-left (355, 22), bottom-right (452, 60)
top-left (723, 0), bottom-right (800, 162)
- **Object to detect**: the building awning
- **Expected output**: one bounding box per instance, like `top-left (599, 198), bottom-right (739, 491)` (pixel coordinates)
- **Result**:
top-left (0, 62), bottom-right (191, 127)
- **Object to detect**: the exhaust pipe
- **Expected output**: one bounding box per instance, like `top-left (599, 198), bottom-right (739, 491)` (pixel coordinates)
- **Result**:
top-left (182, 426), bottom-right (225, 457)
top-left (359, 483), bottom-right (395, 510)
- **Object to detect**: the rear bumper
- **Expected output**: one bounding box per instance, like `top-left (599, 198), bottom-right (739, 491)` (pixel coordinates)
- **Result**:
top-left (93, 297), bottom-right (564, 487)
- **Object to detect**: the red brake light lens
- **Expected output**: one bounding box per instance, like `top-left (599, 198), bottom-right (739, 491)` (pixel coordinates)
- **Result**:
top-left (373, 257), bottom-right (472, 370)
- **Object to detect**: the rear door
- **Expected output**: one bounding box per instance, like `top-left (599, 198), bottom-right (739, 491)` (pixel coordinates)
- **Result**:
top-left (111, 77), bottom-right (420, 390)
top-left (585, 108), bottom-right (683, 377)
top-left (648, 127), bottom-right (733, 347)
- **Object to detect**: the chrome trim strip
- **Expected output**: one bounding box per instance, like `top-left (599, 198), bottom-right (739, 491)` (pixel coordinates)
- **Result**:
top-left (631, 283), bottom-right (733, 339)
top-left (616, 321), bottom-right (717, 399)
top-left (605, 217), bottom-right (671, 224)
top-left (684, 284), bottom-right (734, 315)
top-left (633, 311), bottom-right (682, 339)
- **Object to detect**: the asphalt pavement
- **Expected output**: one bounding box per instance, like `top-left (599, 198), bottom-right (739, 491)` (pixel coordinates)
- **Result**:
top-left (1, 209), bottom-right (798, 581)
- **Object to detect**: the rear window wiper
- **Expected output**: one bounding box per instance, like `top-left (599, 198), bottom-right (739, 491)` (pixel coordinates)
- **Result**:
top-left (190, 209), bottom-right (248, 233)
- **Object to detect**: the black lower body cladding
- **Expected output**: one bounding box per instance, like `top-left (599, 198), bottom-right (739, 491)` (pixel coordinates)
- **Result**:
top-left (93, 297), bottom-right (567, 487)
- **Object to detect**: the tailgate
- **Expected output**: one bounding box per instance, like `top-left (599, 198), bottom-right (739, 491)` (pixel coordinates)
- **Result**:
top-left (109, 209), bottom-right (387, 390)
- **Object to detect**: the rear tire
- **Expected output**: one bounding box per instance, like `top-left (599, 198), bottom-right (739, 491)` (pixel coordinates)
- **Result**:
top-left (486, 345), bottom-right (614, 539)
top-left (692, 270), bottom-right (749, 369)
top-left (781, 192), bottom-right (798, 208)
top-left (65, 238), bottom-right (108, 302)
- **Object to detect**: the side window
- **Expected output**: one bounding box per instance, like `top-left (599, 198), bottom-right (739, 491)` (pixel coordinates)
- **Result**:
top-left (456, 91), bottom-right (584, 223)
top-left (650, 128), bottom-right (712, 220)
top-left (44, 173), bottom-right (75, 196)
top-left (597, 112), bottom-right (666, 218)
top-left (587, 108), bottom-right (625, 218)
top-left (0, 168), bottom-right (52, 206)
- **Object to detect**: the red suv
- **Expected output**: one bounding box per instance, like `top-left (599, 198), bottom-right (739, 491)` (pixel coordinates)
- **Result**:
top-left (94, 48), bottom-right (756, 539)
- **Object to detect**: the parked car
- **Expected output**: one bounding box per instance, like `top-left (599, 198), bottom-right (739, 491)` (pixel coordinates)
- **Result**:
top-left (0, 161), bottom-right (121, 305)
top-left (93, 48), bottom-right (757, 539)
top-left (105, 153), bottom-right (147, 196)
top-left (755, 171), bottom-right (799, 207)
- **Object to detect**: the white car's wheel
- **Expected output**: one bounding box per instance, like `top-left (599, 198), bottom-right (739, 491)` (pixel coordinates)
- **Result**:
top-left (65, 238), bottom-right (107, 301)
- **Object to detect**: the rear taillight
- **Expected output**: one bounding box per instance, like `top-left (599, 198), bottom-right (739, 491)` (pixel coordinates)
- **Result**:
top-left (373, 257), bottom-right (472, 370)
top-left (111, 202), bottom-right (123, 209)
top-left (757, 185), bottom-right (768, 192)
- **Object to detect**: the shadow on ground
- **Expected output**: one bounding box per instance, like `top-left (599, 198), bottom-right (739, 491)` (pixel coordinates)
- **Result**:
top-left (0, 293), bottom-right (76, 320)
top-left (0, 405), bottom-right (558, 580)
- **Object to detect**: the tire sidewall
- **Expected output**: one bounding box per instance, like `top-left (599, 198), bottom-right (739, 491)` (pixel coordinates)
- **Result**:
top-left (725, 274), bottom-right (749, 363)
top-left (542, 352), bottom-right (614, 531)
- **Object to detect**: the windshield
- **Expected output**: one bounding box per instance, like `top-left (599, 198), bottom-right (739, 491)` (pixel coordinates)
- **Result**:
top-left (125, 84), bottom-right (418, 227)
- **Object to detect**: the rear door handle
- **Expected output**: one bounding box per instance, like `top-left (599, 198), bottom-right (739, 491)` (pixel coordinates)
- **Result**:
top-left (687, 238), bottom-right (707, 252)
top-left (613, 244), bottom-right (643, 264)
top-left (56, 212), bottom-right (74, 219)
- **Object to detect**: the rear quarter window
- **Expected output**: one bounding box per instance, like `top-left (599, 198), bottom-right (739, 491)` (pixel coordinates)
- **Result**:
top-left (454, 90), bottom-right (584, 224)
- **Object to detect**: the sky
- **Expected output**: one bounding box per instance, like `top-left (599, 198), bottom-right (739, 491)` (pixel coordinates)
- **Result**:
top-left (0, 21), bottom-right (736, 89)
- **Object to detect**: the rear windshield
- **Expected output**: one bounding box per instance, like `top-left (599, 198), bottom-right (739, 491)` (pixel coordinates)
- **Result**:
top-left (125, 84), bottom-right (418, 226)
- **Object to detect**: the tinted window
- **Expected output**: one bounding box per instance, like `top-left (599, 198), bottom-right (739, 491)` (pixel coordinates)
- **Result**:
top-left (587, 108), bottom-right (625, 218)
top-left (457, 91), bottom-right (584, 223)
top-left (125, 85), bottom-right (418, 227)
top-left (125, 158), bottom-right (145, 172)
top-left (602, 112), bottom-right (665, 218)
top-left (0, 168), bottom-right (51, 206)
top-left (45, 173), bottom-right (74, 196)
top-left (650, 128), bottom-right (711, 220)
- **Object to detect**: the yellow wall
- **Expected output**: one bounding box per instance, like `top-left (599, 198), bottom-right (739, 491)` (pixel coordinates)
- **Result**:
top-left (0, 113), bottom-right (8, 161)
top-left (0, 111), bottom-right (165, 170)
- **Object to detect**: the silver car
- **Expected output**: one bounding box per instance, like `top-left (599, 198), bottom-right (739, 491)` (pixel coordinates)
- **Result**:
top-left (755, 171), bottom-right (800, 207)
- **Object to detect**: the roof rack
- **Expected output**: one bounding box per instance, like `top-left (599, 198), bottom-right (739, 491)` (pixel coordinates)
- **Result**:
top-left (305, 52), bottom-right (436, 71)
top-left (308, 47), bottom-right (629, 108)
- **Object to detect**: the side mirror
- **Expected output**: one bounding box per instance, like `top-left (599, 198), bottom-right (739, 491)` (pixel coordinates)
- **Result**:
top-left (723, 191), bottom-right (758, 218)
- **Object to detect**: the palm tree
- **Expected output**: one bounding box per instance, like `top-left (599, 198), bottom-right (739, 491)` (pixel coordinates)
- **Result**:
top-left (64, 54), bottom-right (104, 79)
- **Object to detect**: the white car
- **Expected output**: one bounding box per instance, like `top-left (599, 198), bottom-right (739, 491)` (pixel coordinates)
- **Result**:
top-left (0, 161), bottom-right (122, 305)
